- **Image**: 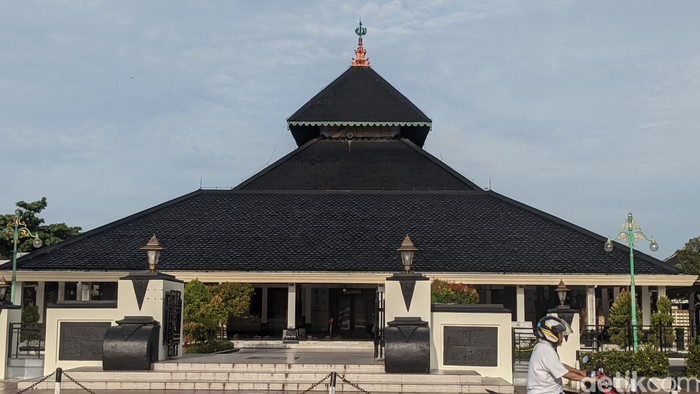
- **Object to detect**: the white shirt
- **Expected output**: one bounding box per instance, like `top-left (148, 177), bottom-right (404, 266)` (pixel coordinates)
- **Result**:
top-left (527, 340), bottom-right (568, 394)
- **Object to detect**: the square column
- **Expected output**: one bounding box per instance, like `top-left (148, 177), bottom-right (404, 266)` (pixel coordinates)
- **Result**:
top-left (283, 283), bottom-right (298, 343)
top-left (601, 287), bottom-right (610, 325)
top-left (304, 285), bottom-right (312, 326)
top-left (516, 285), bottom-right (525, 322)
top-left (586, 286), bottom-right (596, 328)
top-left (261, 287), bottom-right (268, 325)
top-left (657, 286), bottom-right (667, 298)
top-left (36, 282), bottom-right (45, 323)
top-left (116, 272), bottom-right (184, 361)
top-left (642, 286), bottom-right (651, 326)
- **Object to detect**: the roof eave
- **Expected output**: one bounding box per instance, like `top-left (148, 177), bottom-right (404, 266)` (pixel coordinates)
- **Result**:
top-left (287, 120), bottom-right (432, 128)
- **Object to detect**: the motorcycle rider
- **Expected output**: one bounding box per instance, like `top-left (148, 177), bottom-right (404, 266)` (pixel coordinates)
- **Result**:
top-left (527, 316), bottom-right (588, 394)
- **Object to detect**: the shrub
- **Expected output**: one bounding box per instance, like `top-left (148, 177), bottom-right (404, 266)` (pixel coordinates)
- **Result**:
top-left (608, 290), bottom-right (641, 349)
top-left (580, 347), bottom-right (669, 377)
top-left (648, 296), bottom-right (674, 350)
top-left (431, 279), bottom-right (479, 304)
top-left (183, 339), bottom-right (234, 354)
top-left (20, 304), bottom-right (42, 342)
top-left (686, 341), bottom-right (700, 378)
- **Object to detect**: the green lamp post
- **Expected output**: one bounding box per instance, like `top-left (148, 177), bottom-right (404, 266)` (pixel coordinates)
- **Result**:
top-left (1, 210), bottom-right (42, 304)
top-left (604, 212), bottom-right (658, 352)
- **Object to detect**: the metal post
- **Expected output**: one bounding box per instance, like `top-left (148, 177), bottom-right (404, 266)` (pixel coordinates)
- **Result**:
top-left (628, 232), bottom-right (639, 352)
top-left (630, 365), bottom-right (637, 394)
top-left (328, 371), bottom-right (336, 394)
top-left (605, 212), bottom-right (657, 353)
top-left (670, 376), bottom-right (679, 394)
top-left (55, 367), bottom-right (62, 394)
top-left (10, 218), bottom-right (19, 304)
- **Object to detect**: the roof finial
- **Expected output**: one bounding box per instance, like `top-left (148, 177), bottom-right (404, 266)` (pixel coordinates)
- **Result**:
top-left (351, 18), bottom-right (370, 67)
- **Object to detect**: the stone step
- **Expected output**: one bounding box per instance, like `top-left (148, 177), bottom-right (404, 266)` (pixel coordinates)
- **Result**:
top-left (232, 339), bottom-right (376, 350)
top-left (17, 366), bottom-right (514, 393)
top-left (62, 370), bottom-right (483, 384)
top-left (21, 379), bottom-right (514, 392)
top-left (0, 381), bottom-right (18, 391)
top-left (154, 361), bottom-right (386, 373)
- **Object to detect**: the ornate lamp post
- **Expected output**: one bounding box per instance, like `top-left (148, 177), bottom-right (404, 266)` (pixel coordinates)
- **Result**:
top-left (141, 234), bottom-right (164, 272)
top-left (555, 279), bottom-right (570, 308)
top-left (396, 235), bottom-right (418, 273)
top-left (2, 210), bottom-right (42, 304)
top-left (604, 212), bottom-right (658, 352)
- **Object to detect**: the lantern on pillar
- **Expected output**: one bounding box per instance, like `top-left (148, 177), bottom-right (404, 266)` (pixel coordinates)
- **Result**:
top-left (555, 279), bottom-right (570, 307)
top-left (141, 234), bottom-right (164, 272)
top-left (396, 235), bottom-right (418, 273)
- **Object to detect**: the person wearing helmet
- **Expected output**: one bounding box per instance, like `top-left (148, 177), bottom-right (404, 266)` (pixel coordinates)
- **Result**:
top-left (527, 316), bottom-right (587, 394)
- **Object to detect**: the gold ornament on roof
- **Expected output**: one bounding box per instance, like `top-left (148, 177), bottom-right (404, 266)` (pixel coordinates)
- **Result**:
top-left (351, 19), bottom-right (370, 67)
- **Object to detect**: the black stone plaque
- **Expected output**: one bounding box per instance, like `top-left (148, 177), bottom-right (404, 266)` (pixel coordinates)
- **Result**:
top-left (59, 322), bottom-right (111, 361)
top-left (443, 326), bottom-right (498, 367)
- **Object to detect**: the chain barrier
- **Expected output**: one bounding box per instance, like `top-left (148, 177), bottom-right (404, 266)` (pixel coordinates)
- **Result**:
top-left (18, 369), bottom-right (370, 394)
top-left (15, 371), bottom-right (55, 394)
top-left (62, 371), bottom-right (98, 394)
top-left (299, 372), bottom-right (332, 394)
top-left (338, 373), bottom-right (372, 394)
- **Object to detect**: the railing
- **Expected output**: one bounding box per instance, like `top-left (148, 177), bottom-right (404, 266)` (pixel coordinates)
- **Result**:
top-left (9, 322), bottom-right (46, 358)
top-left (580, 324), bottom-right (694, 353)
top-left (513, 326), bottom-right (537, 364)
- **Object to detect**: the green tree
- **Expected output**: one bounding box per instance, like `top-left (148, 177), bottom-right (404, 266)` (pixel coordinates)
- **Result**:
top-left (674, 236), bottom-right (700, 276)
top-left (649, 295), bottom-right (674, 349)
top-left (183, 279), bottom-right (225, 344)
top-left (0, 198), bottom-right (81, 259)
top-left (183, 279), bottom-right (254, 345)
top-left (608, 289), bottom-right (641, 349)
top-left (211, 282), bottom-right (255, 318)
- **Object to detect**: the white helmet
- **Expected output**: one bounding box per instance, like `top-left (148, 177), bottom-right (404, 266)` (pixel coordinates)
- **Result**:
top-left (536, 316), bottom-right (573, 344)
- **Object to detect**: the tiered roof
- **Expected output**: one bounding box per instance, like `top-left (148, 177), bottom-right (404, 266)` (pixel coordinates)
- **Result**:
top-left (3, 23), bottom-right (682, 279)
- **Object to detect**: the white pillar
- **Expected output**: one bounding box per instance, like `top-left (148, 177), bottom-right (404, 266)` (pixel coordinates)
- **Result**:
top-left (287, 283), bottom-right (297, 329)
top-left (304, 285), bottom-right (312, 325)
top-left (516, 285), bottom-right (525, 322)
top-left (601, 287), bottom-right (610, 324)
top-left (36, 282), bottom-right (45, 323)
top-left (261, 287), bottom-right (268, 324)
top-left (642, 286), bottom-right (651, 326)
top-left (15, 282), bottom-right (23, 306)
top-left (613, 286), bottom-right (620, 300)
top-left (58, 282), bottom-right (65, 302)
top-left (481, 286), bottom-right (492, 304)
top-left (657, 286), bottom-right (667, 298)
top-left (586, 286), bottom-right (596, 328)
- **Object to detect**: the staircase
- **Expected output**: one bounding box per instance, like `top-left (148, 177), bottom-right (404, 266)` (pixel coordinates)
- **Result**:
top-left (16, 341), bottom-right (514, 393)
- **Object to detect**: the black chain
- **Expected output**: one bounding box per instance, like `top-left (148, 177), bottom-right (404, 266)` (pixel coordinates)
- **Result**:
top-left (299, 372), bottom-right (332, 394)
top-left (15, 371), bottom-right (55, 394)
top-left (63, 371), bottom-right (98, 394)
top-left (339, 373), bottom-right (372, 394)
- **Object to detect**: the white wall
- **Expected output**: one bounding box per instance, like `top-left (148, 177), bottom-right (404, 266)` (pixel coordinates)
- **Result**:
top-left (43, 307), bottom-right (117, 376)
top-left (0, 307), bottom-right (22, 379)
top-left (384, 275), bottom-right (431, 324)
top-left (431, 309), bottom-right (513, 383)
top-left (116, 275), bottom-right (184, 361)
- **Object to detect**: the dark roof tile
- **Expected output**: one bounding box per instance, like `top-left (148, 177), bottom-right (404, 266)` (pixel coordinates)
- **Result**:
top-left (9, 190), bottom-right (679, 276)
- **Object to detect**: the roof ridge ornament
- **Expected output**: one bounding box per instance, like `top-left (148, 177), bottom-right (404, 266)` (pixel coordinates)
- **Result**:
top-left (351, 19), bottom-right (370, 67)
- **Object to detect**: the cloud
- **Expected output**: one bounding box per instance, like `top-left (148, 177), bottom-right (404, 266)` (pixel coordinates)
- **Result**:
top-left (1, 1), bottom-right (699, 254)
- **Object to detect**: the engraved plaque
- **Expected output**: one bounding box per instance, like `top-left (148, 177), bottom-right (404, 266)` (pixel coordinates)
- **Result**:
top-left (59, 322), bottom-right (111, 360)
top-left (443, 326), bottom-right (498, 366)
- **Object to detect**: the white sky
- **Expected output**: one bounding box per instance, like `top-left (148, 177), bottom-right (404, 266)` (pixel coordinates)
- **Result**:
top-left (1, 1), bottom-right (698, 257)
